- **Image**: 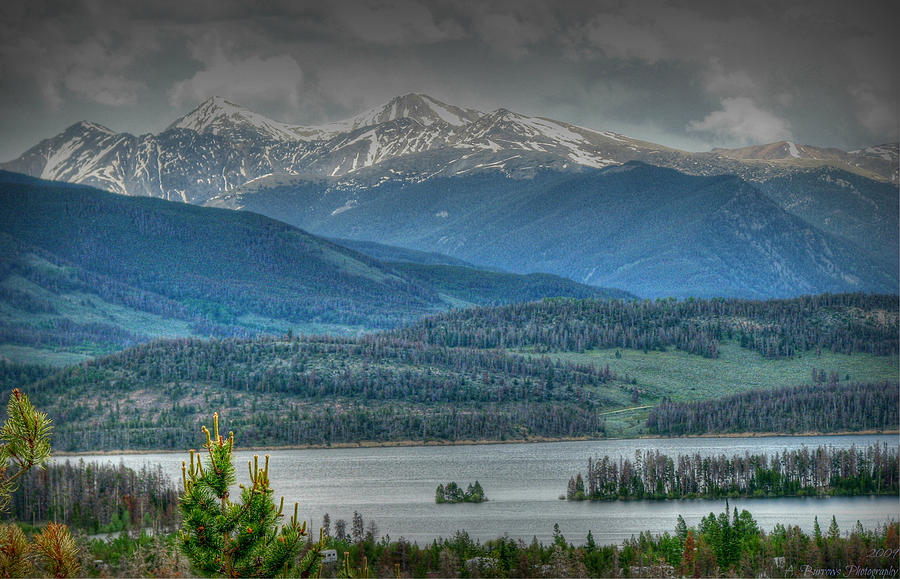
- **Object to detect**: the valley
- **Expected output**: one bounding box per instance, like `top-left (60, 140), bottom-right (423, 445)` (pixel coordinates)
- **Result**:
top-left (2, 3), bottom-right (899, 577)
top-left (1, 97), bottom-right (896, 453)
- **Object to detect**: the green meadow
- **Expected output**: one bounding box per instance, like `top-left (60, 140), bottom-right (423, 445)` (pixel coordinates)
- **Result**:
top-left (542, 342), bottom-right (899, 436)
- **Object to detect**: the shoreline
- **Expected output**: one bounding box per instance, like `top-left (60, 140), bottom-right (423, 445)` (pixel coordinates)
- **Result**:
top-left (640, 428), bottom-right (899, 439)
top-left (53, 429), bottom-right (898, 457)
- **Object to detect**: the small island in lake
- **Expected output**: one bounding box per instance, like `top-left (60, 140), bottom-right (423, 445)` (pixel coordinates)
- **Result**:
top-left (436, 481), bottom-right (487, 503)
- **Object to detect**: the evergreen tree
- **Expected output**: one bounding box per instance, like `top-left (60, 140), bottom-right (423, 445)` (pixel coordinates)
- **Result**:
top-left (470, 480), bottom-right (486, 502)
top-left (813, 516), bottom-right (824, 547)
top-left (178, 413), bottom-right (323, 577)
top-left (0, 524), bottom-right (30, 577)
top-left (0, 390), bottom-right (79, 578)
top-left (335, 519), bottom-right (347, 541)
top-left (574, 473), bottom-right (585, 499)
top-left (675, 515), bottom-right (689, 541)
top-left (0, 389), bottom-right (52, 510)
top-left (552, 523), bottom-right (566, 548)
top-left (32, 523), bottom-right (80, 578)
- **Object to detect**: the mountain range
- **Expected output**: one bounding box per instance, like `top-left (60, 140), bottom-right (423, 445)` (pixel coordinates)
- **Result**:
top-left (223, 161), bottom-right (898, 298)
top-left (1, 93), bottom-right (897, 299)
top-left (4, 93), bottom-right (896, 202)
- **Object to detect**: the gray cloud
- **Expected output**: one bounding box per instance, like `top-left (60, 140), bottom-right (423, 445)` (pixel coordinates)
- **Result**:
top-left (0, 0), bottom-right (896, 161)
top-left (169, 41), bottom-right (305, 111)
top-left (688, 97), bottom-right (793, 145)
top-left (329, 0), bottom-right (465, 46)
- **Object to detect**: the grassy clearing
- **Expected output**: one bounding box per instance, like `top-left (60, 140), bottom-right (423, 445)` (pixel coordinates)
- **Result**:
top-left (550, 342), bottom-right (898, 402)
top-left (539, 342), bottom-right (899, 437)
top-left (0, 344), bottom-right (94, 367)
top-left (234, 313), bottom-right (374, 337)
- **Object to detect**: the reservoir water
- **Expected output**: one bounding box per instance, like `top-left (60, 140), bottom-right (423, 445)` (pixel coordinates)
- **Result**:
top-left (63, 434), bottom-right (899, 545)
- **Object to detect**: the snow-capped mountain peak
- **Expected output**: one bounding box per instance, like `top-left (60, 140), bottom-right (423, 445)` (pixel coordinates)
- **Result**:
top-left (298, 93), bottom-right (484, 141)
top-left (70, 120), bottom-right (117, 136)
top-left (167, 96), bottom-right (304, 141)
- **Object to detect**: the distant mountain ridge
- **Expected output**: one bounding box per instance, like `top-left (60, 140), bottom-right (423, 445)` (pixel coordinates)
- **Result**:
top-left (3, 93), bottom-right (895, 207)
top-left (712, 140), bottom-right (899, 184)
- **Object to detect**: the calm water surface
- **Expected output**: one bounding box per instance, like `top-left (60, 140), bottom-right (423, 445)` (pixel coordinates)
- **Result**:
top-left (63, 434), bottom-right (899, 545)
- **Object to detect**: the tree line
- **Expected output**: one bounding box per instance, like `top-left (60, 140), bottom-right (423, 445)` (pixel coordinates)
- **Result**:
top-left (568, 444), bottom-right (898, 501)
top-left (51, 400), bottom-right (605, 452)
top-left (315, 504), bottom-right (899, 578)
top-left (648, 381), bottom-right (898, 436)
top-left (393, 293), bottom-right (898, 359)
top-left (49, 498), bottom-right (900, 577)
top-left (6, 460), bottom-right (180, 533)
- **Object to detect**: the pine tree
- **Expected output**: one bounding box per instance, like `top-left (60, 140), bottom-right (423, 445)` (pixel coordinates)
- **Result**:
top-left (0, 389), bottom-right (52, 510)
top-left (675, 515), bottom-right (689, 541)
top-left (813, 516), bottom-right (824, 547)
top-left (0, 524), bottom-right (30, 577)
top-left (471, 480), bottom-right (486, 502)
top-left (0, 390), bottom-right (79, 578)
top-left (32, 523), bottom-right (80, 578)
top-left (179, 413), bottom-right (323, 577)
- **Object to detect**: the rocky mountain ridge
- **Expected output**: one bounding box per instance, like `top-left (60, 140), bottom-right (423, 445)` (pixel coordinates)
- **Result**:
top-left (3, 93), bottom-right (895, 206)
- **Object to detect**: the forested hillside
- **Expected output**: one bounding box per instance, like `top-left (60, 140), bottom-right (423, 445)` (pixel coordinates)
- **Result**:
top-left (27, 334), bottom-right (613, 451)
top-left (0, 171), bottom-right (627, 365)
top-left (12, 294), bottom-right (898, 451)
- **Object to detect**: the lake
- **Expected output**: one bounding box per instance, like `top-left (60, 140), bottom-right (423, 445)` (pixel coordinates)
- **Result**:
top-left (61, 434), bottom-right (899, 545)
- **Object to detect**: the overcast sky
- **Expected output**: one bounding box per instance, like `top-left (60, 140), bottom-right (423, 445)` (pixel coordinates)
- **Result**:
top-left (1, 0), bottom-right (897, 161)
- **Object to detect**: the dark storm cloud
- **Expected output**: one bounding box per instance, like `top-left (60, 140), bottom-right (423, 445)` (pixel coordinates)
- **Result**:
top-left (0, 0), bottom-right (896, 161)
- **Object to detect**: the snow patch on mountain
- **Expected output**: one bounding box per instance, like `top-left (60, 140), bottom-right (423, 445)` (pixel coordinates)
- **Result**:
top-left (331, 199), bottom-right (358, 216)
top-left (40, 137), bottom-right (84, 180)
top-left (854, 145), bottom-right (898, 162)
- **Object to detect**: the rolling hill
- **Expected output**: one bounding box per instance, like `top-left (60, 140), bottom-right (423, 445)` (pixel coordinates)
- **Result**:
top-left (17, 293), bottom-right (899, 451)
